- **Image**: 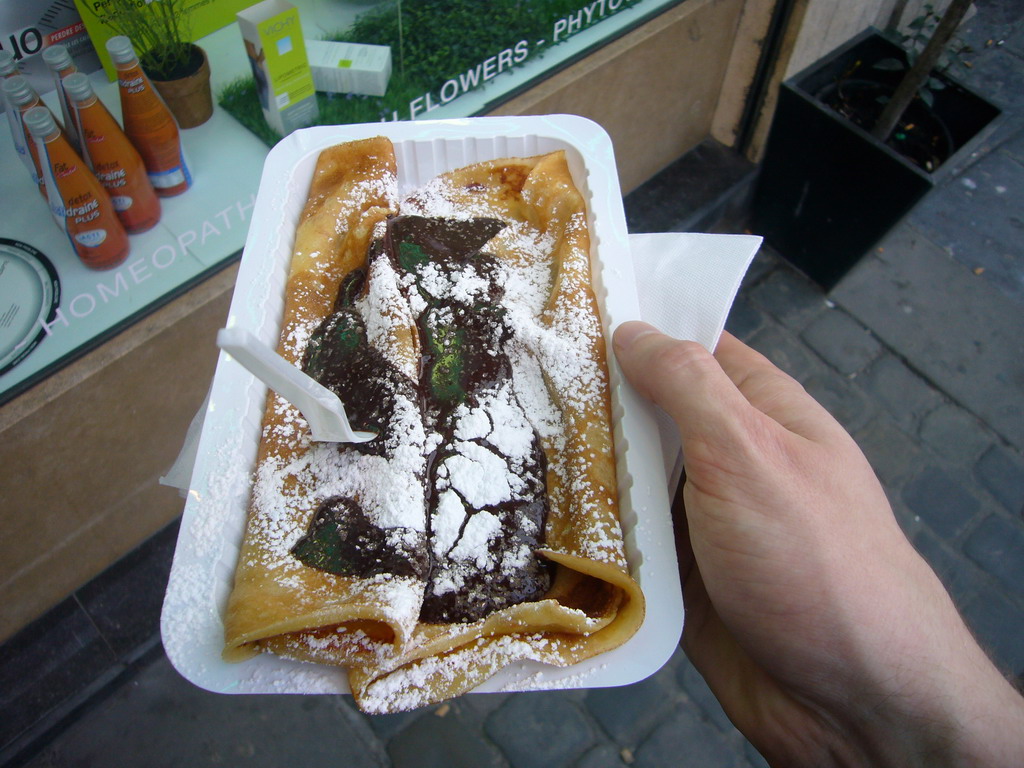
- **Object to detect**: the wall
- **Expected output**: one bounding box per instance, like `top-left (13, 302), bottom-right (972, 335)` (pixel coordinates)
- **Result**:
top-left (0, 267), bottom-right (236, 641)
top-left (787, 0), bottom-right (964, 77)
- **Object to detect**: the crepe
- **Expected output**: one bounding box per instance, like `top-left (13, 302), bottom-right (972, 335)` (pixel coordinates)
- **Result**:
top-left (223, 136), bottom-right (644, 713)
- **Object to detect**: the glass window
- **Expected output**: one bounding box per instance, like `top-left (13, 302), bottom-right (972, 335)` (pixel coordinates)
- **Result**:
top-left (0, 0), bottom-right (684, 404)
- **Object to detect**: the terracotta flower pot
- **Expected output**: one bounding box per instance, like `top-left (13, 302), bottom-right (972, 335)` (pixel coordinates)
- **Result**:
top-left (149, 44), bottom-right (213, 129)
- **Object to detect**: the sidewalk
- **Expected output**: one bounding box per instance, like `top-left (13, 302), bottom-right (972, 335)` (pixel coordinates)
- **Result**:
top-left (3, 3), bottom-right (1023, 766)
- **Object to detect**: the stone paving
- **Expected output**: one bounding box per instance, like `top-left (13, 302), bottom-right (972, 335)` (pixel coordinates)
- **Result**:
top-left (4, 2), bottom-right (1024, 766)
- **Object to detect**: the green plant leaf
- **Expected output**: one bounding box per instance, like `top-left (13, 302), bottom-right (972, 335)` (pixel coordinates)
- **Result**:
top-left (100, 0), bottom-right (194, 79)
top-left (424, 311), bottom-right (467, 406)
top-left (292, 496), bottom-right (429, 579)
top-left (398, 241), bottom-right (431, 272)
top-left (303, 309), bottom-right (364, 383)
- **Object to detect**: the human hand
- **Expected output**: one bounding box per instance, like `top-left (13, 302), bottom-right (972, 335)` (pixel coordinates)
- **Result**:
top-left (612, 322), bottom-right (1024, 768)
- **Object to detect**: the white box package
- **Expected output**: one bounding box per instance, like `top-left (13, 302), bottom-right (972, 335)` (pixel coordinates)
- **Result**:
top-left (305, 39), bottom-right (391, 97)
top-left (236, 0), bottom-right (319, 135)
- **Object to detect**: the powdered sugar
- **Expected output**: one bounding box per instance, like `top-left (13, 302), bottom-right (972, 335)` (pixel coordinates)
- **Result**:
top-left (414, 260), bottom-right (490, 305)
top-left (453, 380), bottom-right (536, 459)
top-left (252, 395), bottom-right (429, 554)
top-left (355, 631), bottom-right (579, 713)
top-left (358, 261), bottom-right (410, 374)
top-left (431, 490), bottom-right (467, 558)
top-left (440, 442), bottom-right (516, 508)
top-left (452, 402), bottom-right (490, 442)
top-left (449, 510), bottom-right (502, 567)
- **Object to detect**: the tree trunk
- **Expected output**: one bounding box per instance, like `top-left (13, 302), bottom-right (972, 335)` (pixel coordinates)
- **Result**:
top-left (870, 0), bottom-right (973, 143)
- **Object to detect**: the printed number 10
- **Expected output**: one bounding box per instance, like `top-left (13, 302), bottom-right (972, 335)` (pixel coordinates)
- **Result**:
top-left (2, 27), bottom-right (45, 60)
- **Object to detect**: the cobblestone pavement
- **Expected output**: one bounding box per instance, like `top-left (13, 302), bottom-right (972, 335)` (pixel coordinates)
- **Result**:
top-left (4, 2), bottom-right (1024, 766)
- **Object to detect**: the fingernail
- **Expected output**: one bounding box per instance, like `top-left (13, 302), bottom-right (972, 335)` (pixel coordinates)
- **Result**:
top-left (613, 321), bottom-right (659, 352)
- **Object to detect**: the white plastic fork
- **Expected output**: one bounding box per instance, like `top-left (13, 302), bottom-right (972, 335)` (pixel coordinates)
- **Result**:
top-left (216, 327), bottom-right (376, 443)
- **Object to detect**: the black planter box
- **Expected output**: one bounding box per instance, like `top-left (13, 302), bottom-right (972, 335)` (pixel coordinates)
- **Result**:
top-left (750, 29), bottom-right (1001, 290)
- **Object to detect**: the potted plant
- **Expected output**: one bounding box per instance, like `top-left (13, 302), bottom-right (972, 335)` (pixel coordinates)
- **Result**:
top-left (750, 0), bottom-right (1001, 290)
top-left (87, 0), bottom-right (214, 128)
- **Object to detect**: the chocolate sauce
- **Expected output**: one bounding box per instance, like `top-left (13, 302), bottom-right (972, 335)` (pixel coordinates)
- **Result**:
top-left (292, 496), bottom-right (429, 580)
top-left (293, 215), bottom-right (553, 624)
top-left (302, 300), bottom-right (413, 455)
top-left (420, 434), bottom-right (551, 623)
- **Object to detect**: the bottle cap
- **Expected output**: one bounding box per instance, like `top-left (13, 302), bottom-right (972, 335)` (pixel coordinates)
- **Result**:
top-left (42, 45), bottom-right (74, 72)
top-left (23, 106), bottom-right (59, 138)
top-left (0, 50), bottom-right (16, 77)
top-left (106, 36), bottom-right (138, 65)
top-left (62, 72), bottom-right (95, 102)
top-left (1, 75), bottom-right (36, 107)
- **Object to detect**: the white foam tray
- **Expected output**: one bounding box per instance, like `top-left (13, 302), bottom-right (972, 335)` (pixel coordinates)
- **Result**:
top-left (161, 115), bottom-right (683, 696)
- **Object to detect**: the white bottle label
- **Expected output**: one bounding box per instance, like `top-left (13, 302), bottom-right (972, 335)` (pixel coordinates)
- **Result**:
top-left (74, 229), bottom-right (108, 247)
top-left (149, 167), bottom-right (186, 188)
top-left (7, 107), bottom-right (39, 182)
top-left (111, 195), bottom-right (133, 211)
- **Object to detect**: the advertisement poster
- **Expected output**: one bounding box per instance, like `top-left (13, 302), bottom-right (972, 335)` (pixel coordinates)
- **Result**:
top-left (73, 0), bottom-right (253, 78)
top-left (0, 0), bottom-right (102, 98)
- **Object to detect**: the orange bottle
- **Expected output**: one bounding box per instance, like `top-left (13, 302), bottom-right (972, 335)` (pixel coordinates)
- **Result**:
top-left (2, 75), bottom-right (47, 196)
top-left (2, 53), bottom-right (43, 191)
top-left (64, 72), bottom-right (161, 234)
top-left (0, 50), bottom-right (15, 77)
top-left (106, 36), bottom-right (192, 197)
top-left (42, 44), bottom-right (81, 153)
top-left (24, 106), bottom-right (129, 270)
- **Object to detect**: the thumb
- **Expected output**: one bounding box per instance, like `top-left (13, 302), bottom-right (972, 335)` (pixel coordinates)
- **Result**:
top-left (612, 321), bottom-right (754, 446)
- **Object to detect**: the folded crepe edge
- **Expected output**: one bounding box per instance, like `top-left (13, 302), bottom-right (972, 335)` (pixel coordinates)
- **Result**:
top-left (347, 551), bottom-right (646, 713)
top-left (223, 136), bottom-right (401, 658)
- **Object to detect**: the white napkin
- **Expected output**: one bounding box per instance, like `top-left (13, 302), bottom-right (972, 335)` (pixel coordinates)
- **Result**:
top-left (161, 232), bottom-right (761, 492)
top-left (628, 232), bottom-right (762, 489)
